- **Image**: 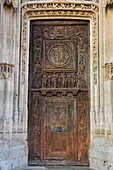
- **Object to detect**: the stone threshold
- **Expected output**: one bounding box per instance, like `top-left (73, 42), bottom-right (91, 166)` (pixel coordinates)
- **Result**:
top-left (18, 166), bottom-right (95, 170)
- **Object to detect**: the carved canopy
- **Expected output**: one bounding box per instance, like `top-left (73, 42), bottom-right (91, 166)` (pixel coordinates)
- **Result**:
top-left (3, 0), bottom-right (18, 7)
top-left (102, 0), bottom-right (113, 6)
top-left (107, 0), bottom-right (113, 4)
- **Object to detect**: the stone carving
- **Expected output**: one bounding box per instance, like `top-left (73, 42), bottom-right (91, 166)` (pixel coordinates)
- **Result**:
top-left (103, 63), bottom-right (113, 80)
top-left (107, 0), bottom-right (113, 4)
top-left (21, 2), bottom-right (99, 85)
top-left (3, 0), bottom-right (18, 7)
top-left (102, 0), bottom-right (113, 7)
top-left (0, 63), bottom-right (14, 79)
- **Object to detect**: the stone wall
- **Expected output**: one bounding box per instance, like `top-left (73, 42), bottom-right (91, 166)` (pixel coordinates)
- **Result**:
top-left (89, 1), bottom-right (113, 170)
top-left (0, 1), bottom-right (28, 170)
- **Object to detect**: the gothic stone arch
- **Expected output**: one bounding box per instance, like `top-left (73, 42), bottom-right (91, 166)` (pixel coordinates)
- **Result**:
top-left (21, 1), bottom-right (99, 164)
top-left (21, 2), bottom-right (99, 85)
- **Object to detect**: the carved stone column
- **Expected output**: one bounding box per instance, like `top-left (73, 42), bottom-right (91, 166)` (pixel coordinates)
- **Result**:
top-left (98, 0), bottom-right (105, 136)
top-left (103, 63), bottom-right (113, 139)
top-left (0, 63), bottom-right (14, 144)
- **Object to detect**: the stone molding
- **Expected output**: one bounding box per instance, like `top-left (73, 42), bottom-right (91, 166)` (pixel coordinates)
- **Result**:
top-left (3, 0), bottom-right (18, 8)
top-left (0, 63), bottom-right (15, 79)
top-left (21, 0), bottom-right (99, 3)
top-left (21, 1), bottom-right (99, 85)
top-left (103, 63), bottom-right (113, 81)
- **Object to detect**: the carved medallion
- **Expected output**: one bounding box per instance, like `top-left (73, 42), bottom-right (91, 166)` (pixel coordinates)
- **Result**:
top-left (44, 40), bottom-right (76, 71)
top-left (48, 44), bottom-right (71, 68)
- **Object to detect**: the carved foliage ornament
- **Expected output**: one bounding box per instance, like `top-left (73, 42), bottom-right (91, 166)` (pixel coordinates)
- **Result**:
top-left (103, 63), bottom-right (113, 80)
top-left (3, 0), bottom-right (18, 8)
top-left (21, 2), bottom-right (99, 85)
top-left (0, 63), bottom-right (15, 79)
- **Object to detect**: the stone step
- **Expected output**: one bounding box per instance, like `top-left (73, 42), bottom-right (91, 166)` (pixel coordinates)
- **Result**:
top-left (20, 166), bottom-right (95, 170)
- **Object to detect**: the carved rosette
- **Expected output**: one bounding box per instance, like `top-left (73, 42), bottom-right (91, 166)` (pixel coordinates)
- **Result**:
top-left (21, 2), bottom-right (99, 85)
top-left (0, 63), bottom-right (15, 79)
top-left (103, 63), bottom-right (113, 80)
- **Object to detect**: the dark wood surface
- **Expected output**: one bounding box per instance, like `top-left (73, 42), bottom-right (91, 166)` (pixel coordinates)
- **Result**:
top-left (28, 20), bottom-right (90, 166)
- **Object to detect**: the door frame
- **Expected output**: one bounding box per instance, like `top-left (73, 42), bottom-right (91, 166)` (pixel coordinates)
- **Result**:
top-left (20, 1), bottom-right (99, 165)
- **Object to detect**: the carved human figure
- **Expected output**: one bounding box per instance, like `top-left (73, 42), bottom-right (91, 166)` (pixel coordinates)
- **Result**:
top-left (42, 72), bottom-right (47, 88)
top-left (106, 0), bottom-right (113, 5)
top-left (73, 73), bottom-right (78, 87)
top-left (67, 73), bottom-right (74, 88)
top-left (51, 73), bottom-right (57, 88)
top-left (57, 73), bottom-right (64, 88)
top-left (47, 73), bottom-right (51, 88)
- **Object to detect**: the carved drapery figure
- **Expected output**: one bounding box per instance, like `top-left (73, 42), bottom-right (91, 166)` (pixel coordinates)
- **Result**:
top-left (102, 0), bottom-right (113, 6)
top-left (3, 0), bottom-right (18, 8)
top-left (107, 0), bottom-right (113, 4)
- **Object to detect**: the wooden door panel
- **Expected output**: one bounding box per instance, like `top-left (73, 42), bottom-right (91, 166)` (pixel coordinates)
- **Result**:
top-left (28, 20), bottom-right (89, 166)
top-left (43, 99), bottom-right (77, 160)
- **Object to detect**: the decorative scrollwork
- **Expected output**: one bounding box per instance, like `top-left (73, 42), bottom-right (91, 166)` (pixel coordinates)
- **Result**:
top-left (77, 92), bottom-right (89, 160)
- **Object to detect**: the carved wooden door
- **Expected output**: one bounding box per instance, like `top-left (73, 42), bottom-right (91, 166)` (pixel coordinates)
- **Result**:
top-left (28, 20), bottom-right (90, 166)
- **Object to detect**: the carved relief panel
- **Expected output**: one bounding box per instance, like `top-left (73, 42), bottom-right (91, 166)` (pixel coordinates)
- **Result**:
top-left (43, 99), bottom-right (77, 160)
top-left (28, 20), bottom-right (89, 166)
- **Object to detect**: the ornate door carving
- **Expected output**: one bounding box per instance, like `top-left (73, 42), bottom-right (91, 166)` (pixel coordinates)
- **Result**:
top-left (28, 20), bottom-right (90, 166)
